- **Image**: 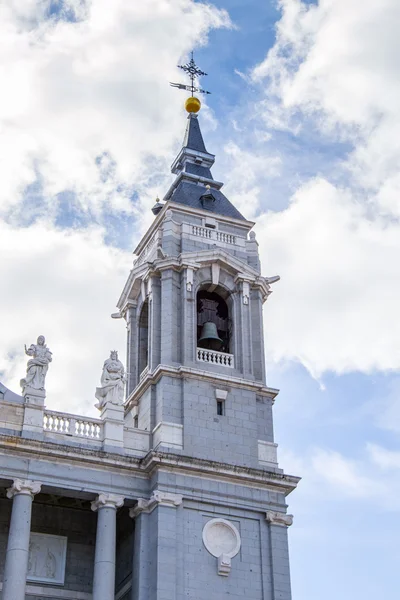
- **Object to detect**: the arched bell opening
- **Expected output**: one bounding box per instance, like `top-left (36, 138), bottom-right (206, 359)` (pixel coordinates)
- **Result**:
top-left (138, 300), bottom-right (149, 376)
top-left (197, 289), bottom-right (231, 353)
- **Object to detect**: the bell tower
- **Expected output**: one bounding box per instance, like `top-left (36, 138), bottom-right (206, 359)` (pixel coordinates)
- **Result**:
top-left (117, 73), bottom-right (299, 600)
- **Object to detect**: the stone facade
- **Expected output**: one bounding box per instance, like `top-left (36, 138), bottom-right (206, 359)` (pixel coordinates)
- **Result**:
top-left (0, 110), bottom-right (299, 599)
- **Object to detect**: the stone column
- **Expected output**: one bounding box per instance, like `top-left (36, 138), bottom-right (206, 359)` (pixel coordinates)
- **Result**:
top-left (2, 478), bottom-right (42, 600)
top-left (235, 276), bottom-right (253, 376)
top-left (266, 511), bottom-right (294, 600)
top-left (129, 500), bottom-right (150, 600)
top-left (126, 302), bottom-right (138, 396)
top-left (91, 493), bottom-right (124, 600)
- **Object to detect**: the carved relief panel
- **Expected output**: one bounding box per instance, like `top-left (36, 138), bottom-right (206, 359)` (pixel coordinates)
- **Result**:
top-left (27, 533), bottom-right (68, 585)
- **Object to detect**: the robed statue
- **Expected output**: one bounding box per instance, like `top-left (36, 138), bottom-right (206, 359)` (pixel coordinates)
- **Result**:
top-left (20, 335), bottom-right (52, 393)
top-left (95, 351), bottom-right (126, 410)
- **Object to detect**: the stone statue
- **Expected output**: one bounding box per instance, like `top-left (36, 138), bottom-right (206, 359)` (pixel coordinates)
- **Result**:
top-left (95, 351), bottom-right (126, 410)
top-left (20, 335), bottom-right (52, 394)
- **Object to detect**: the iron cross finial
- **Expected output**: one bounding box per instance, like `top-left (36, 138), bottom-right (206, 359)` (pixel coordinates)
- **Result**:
top-left (170, 52), bottom-right (211, 96)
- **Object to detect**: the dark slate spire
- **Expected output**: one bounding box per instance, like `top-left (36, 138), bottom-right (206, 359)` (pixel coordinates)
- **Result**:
top-left (182, 113), bottom-right (208, 154)
top-left (164, 113), bottom-right (246, 221)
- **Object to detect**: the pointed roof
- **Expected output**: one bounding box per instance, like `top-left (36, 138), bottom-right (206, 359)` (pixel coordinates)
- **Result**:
top-left (182, 113), bottom-right (208, 154)
top-left (163, 113), bottom-right (246, 221)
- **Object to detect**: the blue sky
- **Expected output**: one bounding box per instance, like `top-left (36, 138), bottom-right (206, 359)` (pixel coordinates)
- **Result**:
top-left (1, 1), bottom-right (400, 598)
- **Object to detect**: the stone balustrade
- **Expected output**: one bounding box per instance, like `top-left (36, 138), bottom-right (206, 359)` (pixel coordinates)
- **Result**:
top-left (196, 347), bottom-right (235, 368)
top-left (44, 410), bottom-right (102, 440)
top-left (134, 233), bottom-right (157, 266)
top-left (182, 222), bottom-right (246, 249)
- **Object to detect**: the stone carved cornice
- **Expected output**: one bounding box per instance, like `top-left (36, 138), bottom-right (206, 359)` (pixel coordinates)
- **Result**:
top-left (266, 510), bottom-right (293, 527)
top-left (125, 362), bottom-right (279, 412)
top-left (7, 478), bottom-right (42, 499)
top-left (0, 438), bottom-right (299, 497)
top-left (118, 247), bottom-right (278, 312)
top-left (129, 490), bottom-right (183, 518)
top-left (91, 493), bottom-right (124, 512)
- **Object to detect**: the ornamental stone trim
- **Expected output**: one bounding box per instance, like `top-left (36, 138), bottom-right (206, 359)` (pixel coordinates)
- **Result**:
top-left (6, 478), bottom-right (42, 499)
top-left (91, 493), bottom-right (124, 512)
top-left (129, 490), bottom-right (183, 518)
top-left (266, 510), bottom-right (293, 527)
top-left (202, 518), bottom-right (241, 577)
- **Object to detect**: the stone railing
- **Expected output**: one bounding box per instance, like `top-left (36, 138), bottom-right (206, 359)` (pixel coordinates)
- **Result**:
top-left (192, 225), bottom-right (213, 239)
top-left (182, 223), bottom-right (246, 249)
top-left (135, 234), bottom-right (158, 266)
top-left (43, 410), bottom-right (103, 440)
top-left (196, 348), bottom-right (234, 368)
top-left (139, 365), bottom-right (149, 381)
top-left (216, 231), bottom-right (236, 244)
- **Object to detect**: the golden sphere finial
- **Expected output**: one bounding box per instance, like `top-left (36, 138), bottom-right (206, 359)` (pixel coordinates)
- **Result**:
top-left (185, 96), bottom-right (201, 113)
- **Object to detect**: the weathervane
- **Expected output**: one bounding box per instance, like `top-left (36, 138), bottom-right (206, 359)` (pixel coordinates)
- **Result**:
top-left (170, 52), bottom-right (211, 98)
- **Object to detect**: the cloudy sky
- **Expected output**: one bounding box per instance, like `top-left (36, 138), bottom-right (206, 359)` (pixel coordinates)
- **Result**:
top-left (1, 0), bottom-right (399, 597)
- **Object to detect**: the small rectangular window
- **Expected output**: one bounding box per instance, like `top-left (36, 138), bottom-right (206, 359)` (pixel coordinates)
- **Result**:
top-left (134, 415), bottom-right (139, 428)
top-left (217, 401), bottom-right (224, 416)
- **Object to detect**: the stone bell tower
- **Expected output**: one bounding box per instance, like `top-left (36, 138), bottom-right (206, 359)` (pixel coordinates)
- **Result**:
top-left (116, 93), bottom-right (299, 599)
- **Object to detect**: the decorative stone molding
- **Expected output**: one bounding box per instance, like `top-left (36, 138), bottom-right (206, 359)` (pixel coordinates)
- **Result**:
top-left (129, 490), bottom-right (183, 518)
top-left (186, 267), bottom-right (194, 292)
top-left (202, 518), bottom-right (241, 577)
top-left (234, 274), bottom-right (253, 305)
top-left (266, 510), bottom-right (293, 527)
top-left (6, 478), bottom-right (42, 499)
top-left (125, 363), bottom-right (279, 413)
top-left (217, 554), bottom-right (232, 577)
top-left (91, 493), bottom-right (124, 512)
top-left (242, 281), bottom-right (250, 304)
top-left (215, 389), bottom-right (228, 401)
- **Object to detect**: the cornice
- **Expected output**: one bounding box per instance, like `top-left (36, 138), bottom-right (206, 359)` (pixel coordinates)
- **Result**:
top-left (0, 437), bottom-right (299, 497)
top-left (118, 248), bottom-right (276, 311)
top-left (141, 451), bottom-right (300, 497)
top-left (124, 363), bottom-right (279, 413)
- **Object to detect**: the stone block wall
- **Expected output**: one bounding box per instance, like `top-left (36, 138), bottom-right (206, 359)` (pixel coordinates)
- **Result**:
top-left (182, 379), bottom-right (263, 468)
top-left (180, 504), bottom-right (269, 600)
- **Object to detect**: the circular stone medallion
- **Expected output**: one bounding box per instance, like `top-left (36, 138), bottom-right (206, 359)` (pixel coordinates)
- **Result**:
top-left (202, 518), bottom-right (241, 558)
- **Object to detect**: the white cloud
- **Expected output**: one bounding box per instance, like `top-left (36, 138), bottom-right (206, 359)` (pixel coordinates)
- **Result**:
top-left (0, 0), bottom-right (230, 217)
top-left (222, 141), bottom-right (281, 218)
top-left (281, 444), bottom-right (399, 509)
top-left (0, 220), bottom-right (131, 415)
top-left (368, 443), bottom-right (400, 470)
top-left (311, 447), bottom-right (381, 499)
top-left (366, 377), bottom-right (400, 434)
top-left (258, 177), bottom-right (400, 376)
top-left (236, 0), bottom-right (400, 376)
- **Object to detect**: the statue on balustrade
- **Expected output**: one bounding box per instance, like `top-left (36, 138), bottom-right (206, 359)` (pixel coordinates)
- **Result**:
top-left (95, 350), bottom-right (126, 410)
top-left (20, 335), bottom-right (52, 394)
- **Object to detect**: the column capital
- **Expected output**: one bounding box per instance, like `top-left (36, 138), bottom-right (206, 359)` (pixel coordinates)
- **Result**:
top-left (266, 510), bottom-right (293, 527)
top-left (91, 493), bottom-right (124, 512)
top-left (6, 478), bottom-right (42, 499)
top-left (129, 490), bottom-right (183, 518)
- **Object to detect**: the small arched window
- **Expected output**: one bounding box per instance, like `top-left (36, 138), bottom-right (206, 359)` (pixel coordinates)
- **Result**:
top-left (197, 290), bottom-right (230, 353)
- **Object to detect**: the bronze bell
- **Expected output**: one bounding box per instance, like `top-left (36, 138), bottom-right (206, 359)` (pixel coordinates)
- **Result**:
top-left (198, 321), bottom-right (223, 351)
